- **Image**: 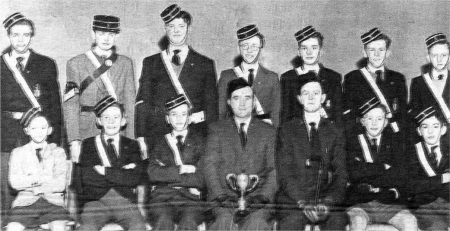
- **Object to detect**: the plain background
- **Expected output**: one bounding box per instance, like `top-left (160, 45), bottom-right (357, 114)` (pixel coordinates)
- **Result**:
top-left (2, 0), bottom-right (450, 97)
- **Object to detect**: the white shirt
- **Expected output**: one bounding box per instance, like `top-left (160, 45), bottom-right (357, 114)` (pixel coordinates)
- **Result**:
top-left (367, 65), bottom-right (385, 81)
top-left (172, 129), bottom-right (188, 143)
top-left (169, 44), bottom-right (189, 65)
top-left (235, 117), bottom-right (252, 133)
top-left (103, 134), bottom-right (120, 156)
top-left (30, 141), bottom-right (48, 153)
top-left (366, 134), bottom-right (382, 146)
top-left (302, 63), bottom-right (320, 74)
top-left (426, 143), bottom-right (442, 165)
top-left (241, 62), bottom-right (259, 81)
top-left (10, 50), bottom-right (30, 69)
top-left (304, 112), bottom-right (321, 135)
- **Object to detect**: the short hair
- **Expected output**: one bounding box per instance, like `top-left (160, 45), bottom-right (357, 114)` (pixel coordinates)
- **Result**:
top-left (24, 112), bottom-right (51, 128)
top-left (427, 41), bottom-right (450, 53)
top-left (7, 19), bottom-right (35, 37)
top-left (299, 32), bottom-right (324, 48)
top-left (299, 73), bottom-right (324, 94)
top-left (364, 34), bottom-right (392, 50)
top-left (361, 104), bottom-right (388, 119)
top-left (419, 113), bottom-right (447, 128)
top-left (167, 10), bottom-right (192, 26)
top-left (97, 104), bottom-right (126, 118)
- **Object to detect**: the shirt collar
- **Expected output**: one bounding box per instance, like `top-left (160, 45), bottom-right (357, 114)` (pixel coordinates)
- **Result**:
top-left (304, 111), bottom-right (322, 126)
top-left (431, 69), bottom-right (448, 80)
top-left (172, 129), bottom-right (188, 138)
top-left (366, 65), bottom-right (385, 74)
top-left (92, 46), bottom-right (112, 58)
top-left (234, 117), bottom-right (252, 132)
top-left (302, 63), bottom-right (320, 73)
top-left (30, 141), bottom-right (48, 150)
top-left (10, 49), bottom-right (30, 63)
top-left (169, 45), bottom-right (189, 55)
top-left (366, 133), bottom-right (382, 144)
top-left (104, 133), bottom-right (120, 142)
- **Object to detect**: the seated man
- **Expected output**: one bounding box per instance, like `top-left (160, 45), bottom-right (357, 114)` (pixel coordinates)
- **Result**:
top-left (147, 94), bottom-right (205, 230)
top-left (276, 73), bottom-right (348, 230)
top-left (73, 96), bottom-right (146, 231)
top-left (203, 78), bottom-right (277, 230)
top-left (408, 105), bottom-right (450, 230)
top-left (346, 98), bottom-right (417, 231)
top-left (7, 109), bottom-right (69, 231)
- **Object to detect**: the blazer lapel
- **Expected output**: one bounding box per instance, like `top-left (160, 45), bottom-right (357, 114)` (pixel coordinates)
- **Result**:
top-left (253, 64), bottom-right (267, 94)
top-left (178, 48), bottom-right (193, 82)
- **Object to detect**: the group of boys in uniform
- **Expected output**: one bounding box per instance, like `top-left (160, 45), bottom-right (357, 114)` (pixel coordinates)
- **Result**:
top-left (1, 4), bottom-right (449, 231)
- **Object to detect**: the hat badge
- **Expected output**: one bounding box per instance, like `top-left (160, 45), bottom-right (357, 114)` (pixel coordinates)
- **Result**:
top-left (105, 59), bottom-right (113, 67)
top-left (33, 84), bottom-right (41, 98)
top-left (325, 100), bottom-right (331, 109)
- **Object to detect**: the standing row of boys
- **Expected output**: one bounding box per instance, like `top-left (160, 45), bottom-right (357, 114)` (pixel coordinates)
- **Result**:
top-left (1, 4), bottom-right (449, 231)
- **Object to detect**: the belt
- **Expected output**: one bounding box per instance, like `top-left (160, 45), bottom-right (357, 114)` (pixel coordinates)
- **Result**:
top-left (2, 111), bottom-right (24, 120)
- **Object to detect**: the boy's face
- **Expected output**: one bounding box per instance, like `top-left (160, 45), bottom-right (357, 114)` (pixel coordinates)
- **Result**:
top-left (428, 43), bottom-right (450, 71)
top-left (24, 116), bottom-right (52, 144)
top-left (239, 36), bottom-right (262, 64)
top-left (297, 82), bottom-right (326, 113)
top-left (97, 106), bottom-right (125, 136)
top-left (227, 86), bottom-right (254, 119)
top-left (417, 116), bottom-right (447, 146)
top-left (92, 30), bottom-right (118, 51)
top-left (299, 37), bottom-right (321, 66)
top-left (9, 24), bottom-right (32, 54)
top-left (167, 104), bottom-right (190, 131)
top-left (361, 107), bottom-right (388, 137)
top-left (165, 18), bottom-right (188, 46)
top-left (364, 39), bottom-right (390, 69)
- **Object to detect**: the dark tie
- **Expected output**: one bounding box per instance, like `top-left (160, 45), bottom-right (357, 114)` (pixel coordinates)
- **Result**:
top-left (172, 49), bottom-right (181, 66)
top-left (176, 135), bottom-right (185, 157)
top-left (16, 57), bottom-right (24, 73)
top-left (248, 69), bottom-right (254, 86)
top-left (429, 146), bottom-right (438, 167)
top-left (370, 138), bottom-right (378, 154)
top-left (106, 138), bottom-right (118, 164)
top-left (438, 74), bottom-right (444, 80)
top-left (239, 123), bottom-right (247, 148)
top-left (375, 70), bottom-right (383, 85)
top-left (35, 148), bottom-right (42, 163)
top-left (309, 122), bottom-right (321, 154)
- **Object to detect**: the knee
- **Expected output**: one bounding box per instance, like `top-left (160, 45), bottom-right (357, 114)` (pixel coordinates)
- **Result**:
top-left (347, 208), bottom-right (368, 231)
top-left (6, 222), bottom-right (25, 231)
top-left (392, 210), bottom-right (418, 230)
top-left (49, 220), bottom-right (67, 231)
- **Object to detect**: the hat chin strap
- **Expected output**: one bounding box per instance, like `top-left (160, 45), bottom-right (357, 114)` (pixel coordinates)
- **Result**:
top-left (243, 49), bottom-right (261, 64)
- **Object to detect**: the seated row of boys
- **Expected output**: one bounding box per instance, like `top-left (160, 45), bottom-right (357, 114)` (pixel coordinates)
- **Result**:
top-left (7, 76), bottom-right (449, 231)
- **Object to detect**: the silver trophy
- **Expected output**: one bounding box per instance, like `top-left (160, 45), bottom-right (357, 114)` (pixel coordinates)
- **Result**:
top-left (226, 172), bottom-right (259, 215)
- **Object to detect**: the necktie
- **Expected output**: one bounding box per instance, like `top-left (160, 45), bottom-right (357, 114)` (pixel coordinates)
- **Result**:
top-left (375, 70), bottom-right (383, 85)
top-left (239, 123), bottom-right (247, 148)
top-left (16, 57), bottom-right (24, 73)
top-left (176, 135), bottom-right (185, 158)
top-left (172, 49), bottom-right (181, 66)
top-left (106, 138), bottom-right (118, 164)
top-left (35, 148), bottom-right (42, 163)
top-left (309, 122), bottom-right (321, 154)
top-left (438, 74), bottom-right (444, 80)
top-left (429, 145), bottom-right (438, 167)
top-left (248, 69), bottom-right (254, 86)
top-left (370, 138), bottom-right (378, 154)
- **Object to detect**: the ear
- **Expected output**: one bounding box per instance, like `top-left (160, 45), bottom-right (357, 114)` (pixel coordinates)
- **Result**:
top-left (363, 49), bottom-right (368, 58)
top-left (297, 95), bottom-right (303, 105)
top-left (320, 94), bottom-right (326, 104)
top-left (96, 117), bottom-right (102, 127)
top-left (237, 44), bottom-right (242, 55)
top-left (426, 54), bottom-right (431, 63)
top-left (120, 117), bottom-right (126, 127)
top-left (416, 127), bottom-right (422, 136)
top-left (360, 117), bottom-right (365, 126)
top-left (297, 48), bottom-right (302, 57)
top-left (227, 99), bottom-right (231, 106)
top-left (90, 31), bottom-right (96, 40)
top-left (441, 125), bottom-right (447, 136)
top-left (23, 127), bottom-right (30, 136)
top-left (47, 127), bottom-right (53, 136)
top-left (382, 118), bottom-right (389, 128)
top-left (318, 48), bottom-right (324, 58)
top-left (165, 115), bottom-right (170, 124)
top-left (386, 49), bottom-right (391, 59)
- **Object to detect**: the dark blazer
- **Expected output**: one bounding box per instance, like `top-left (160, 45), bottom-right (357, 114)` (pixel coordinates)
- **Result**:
top-left (280, 64), bottom-right (343, 126)
top-left (408, 139), bottom-right (450, 207)
top-left (1, 49), bottom-right (62, 152)
top-left (147, 130), bottom-right (205, 202)
top-left (409, 71), bottom-right (450, 113)
top-left (218, 64), bottom-right (281, 127)
top-left (73, 135), bottom-right (144, 206)
top-left (343, 68), bottom-right (407, 130)
top-left (276, 118), bottom-right (348, 205)
top-left (135, 47), bottom-right (218, 151)
top-left (346, 126), bottom-right (407, 204)
top-left (203, 118), bottom-right (277, 202)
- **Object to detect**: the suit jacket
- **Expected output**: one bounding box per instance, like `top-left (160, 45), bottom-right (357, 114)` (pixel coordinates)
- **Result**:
top-left (343, 68), bottom-right (407, 130)
top-left (218, 64), bottom-right (281, 127)
top-left (203, 118), bottom-right (277, 202)
top-left (280, 65), bottom-right (343, 126)
top-left (64, 52), bottom-right (136, 142)
top-left (1, 49), bottom-right (62, 151)
top-left (409, 71), bottom-right (450, 113)
top-left (9, 142), bottom-right (67, 208)
top-left (147, 130), bottom-right (205, 202)
top-left (408, 139), bottom-right (450, 206)
top-left (73, 135), bottom-right (144, 205)
top-left (346, 126), bottom-right (407, 204)
top-left (276, 118), bottom-right (348, 205)
top-left (135, 47), bottom-right (218, 151)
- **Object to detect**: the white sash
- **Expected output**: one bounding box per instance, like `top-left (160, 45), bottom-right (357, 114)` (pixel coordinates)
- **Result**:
top-left (415, 142), bottom-right (436, 177)
top-left (85, 50), bottom-right (117, 99)
top-left (422, 73), bottom-right (450, 123)
top-left (161, 51), bottom-right (204, 124)
top-left (165, 133), bottom-right (183, 166)
top-left (2, 54), bottom-right (40, 109)
top-left (233, 66), bottom-right (272, 125)
top-left (360, 68), bottom-right (393, 118)
top-left (294, 66), bottom-right (329, 118)
top-left (358, 134), bottom-right (374, 163)
top-left (95, 135), bottom-right (112, 167)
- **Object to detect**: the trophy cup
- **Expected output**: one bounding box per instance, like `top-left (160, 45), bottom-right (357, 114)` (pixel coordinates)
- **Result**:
top-left (226, 172), bottom-right (259, 215)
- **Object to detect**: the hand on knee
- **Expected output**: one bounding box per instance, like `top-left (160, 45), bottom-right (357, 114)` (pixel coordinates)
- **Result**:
top-left (348, 209), bottom-right (368, 231)
top-left (6, 222), bottom-right (25, 231)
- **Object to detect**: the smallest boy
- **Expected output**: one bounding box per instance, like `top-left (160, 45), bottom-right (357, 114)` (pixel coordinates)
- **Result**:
top-left (408, 105), bottom-right (450, 230)
top-left (8, 108), bottom-right (69, 231)
top-left (346, 98), bottom-right (417, 231)
top-left (147, 94), bottom-right (205, 230)
top-left (73, 96), bottom-right (146, 231)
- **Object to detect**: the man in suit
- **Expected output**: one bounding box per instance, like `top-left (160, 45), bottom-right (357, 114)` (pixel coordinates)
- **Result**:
top-left (73, 96), bottom-right (146, 231)
top-left (217, 24), bottom-right (280, 127)
top-left (203, 78), bottom-right (277, 230)
top-left (147, 94), bottom-right (205, 230)
top-left (343, 28), bottom-right (407, 133)
top-left (346, 98), bottom-right (417, 231)
top-left (407, 105), bottom-right (449, 231)
top-left (280, 25), bottom-right (342, 125)
top-left (64, 15), bottom-right (136, 162)
top-left (1, 12), bottom-right (63, 222)
top-left (135, 4), bottom-right (218, 155)
top-left (276, 75), bottom-right (348, 230)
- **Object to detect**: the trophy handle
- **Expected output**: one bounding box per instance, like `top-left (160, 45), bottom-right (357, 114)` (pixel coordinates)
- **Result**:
top-left (226, 174), bottom-right (238, 191)
top-left (247, 174), bottom-right (259, 193)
